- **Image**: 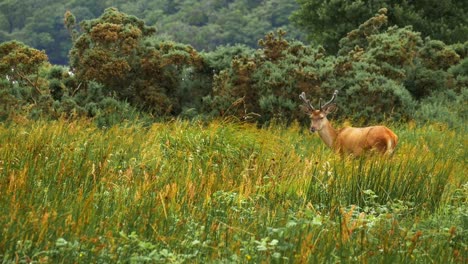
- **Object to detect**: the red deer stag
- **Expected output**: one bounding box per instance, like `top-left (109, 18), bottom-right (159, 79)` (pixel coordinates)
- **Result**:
top-left (299, 90), bottom-right (398, 156)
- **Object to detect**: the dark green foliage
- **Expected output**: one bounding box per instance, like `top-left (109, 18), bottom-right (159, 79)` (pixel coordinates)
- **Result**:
top-left (49, 79), bottom-right (65, 101)
top-left (202, 44), bottom-right (255, 73)
top-left (292, 0), bottom-right (377, 54)
top-left (48, 65), bottom-right (65, 79)
top-left (0, 6), bottom-right (466, 126)
top-left (154, 0), bottom-right (304, 51)
top-left (0, 79), bottom-right (19, 121)
top-left (0, 40), bottom-right (149, 126)
top-left (0, 41), bottom-right (49, 95)
top-left (450, 42), bottom-right (468, 59)
top-left (204, 23), bottom-right (418, 123)
top-left (204, 30), bottom-right (330, 123)
top-left (0, 0), bottom-right (305, 65)
top-left (292, 0), bottom-right (468, 55)
top-left (342, 76), bottom-right (414, 122)
top-left (419, 39), bottom-right (461, 70)
top-left (390, 0), bottom-right (468, 45)
top-left (327, 11), bottom-right (463, 122)
top-left (337, 8), bottom-right (390, 56)
top-left (205, 10), bottom-right (465, 124)
top-left (0, 41), bottom-right (53, 120)
top-left (449, 57), bottom-right (468, 91)
top-left (69, 8), bottom-right (204, 116)
top-left (91, 97), bottom-right (140, 128)
top-left (47, 65), bottom-right (69, 101)
top-left (415, 90), bottom-right (468, 128)
top-left (52, 96), bottom-right (86, 119)
top-left (403, 39), bottom-right (462, 99)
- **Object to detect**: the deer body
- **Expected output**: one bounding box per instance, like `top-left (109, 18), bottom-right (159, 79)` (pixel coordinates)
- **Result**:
top-left (301, 91), bottom-right (398, 156)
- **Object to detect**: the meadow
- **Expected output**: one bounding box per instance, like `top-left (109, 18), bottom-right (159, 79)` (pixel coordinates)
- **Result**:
top-left (0, 119), bottom-right (466, 263)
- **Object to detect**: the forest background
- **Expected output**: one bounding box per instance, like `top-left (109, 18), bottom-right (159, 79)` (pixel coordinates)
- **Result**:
top-left (0, 0), bottom-right (467, 126)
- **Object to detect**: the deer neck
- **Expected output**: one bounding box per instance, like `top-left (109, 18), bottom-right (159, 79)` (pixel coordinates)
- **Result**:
top-left (318, 121), bottom-right (337, 149)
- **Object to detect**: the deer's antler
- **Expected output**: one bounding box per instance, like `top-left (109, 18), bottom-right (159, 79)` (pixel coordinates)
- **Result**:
top-left (320, 90), bottom-right (338, 110)
top-left (299, 92), bottom-right (315, 112)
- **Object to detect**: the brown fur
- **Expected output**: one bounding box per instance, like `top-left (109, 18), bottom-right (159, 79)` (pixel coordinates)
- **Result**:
top-left (309, 110), bottom-right (398, 156)
top-left (335, 126), bottom-right (398, 155)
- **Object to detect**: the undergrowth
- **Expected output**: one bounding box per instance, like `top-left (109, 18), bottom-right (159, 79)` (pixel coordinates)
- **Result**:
top-left (0, 119), bottom-right (466, 263)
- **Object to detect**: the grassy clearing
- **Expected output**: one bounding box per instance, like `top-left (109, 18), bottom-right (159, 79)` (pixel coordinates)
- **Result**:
top-left (0, 119), bottom-right (466, 263)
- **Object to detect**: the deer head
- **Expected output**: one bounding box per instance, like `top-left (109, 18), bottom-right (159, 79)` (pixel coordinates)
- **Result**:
top-left (300, 90), bottom-right (338, 132)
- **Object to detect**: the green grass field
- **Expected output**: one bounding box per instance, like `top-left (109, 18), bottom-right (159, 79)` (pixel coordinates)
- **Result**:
top-left (0, 119), bottom-right (466, 263)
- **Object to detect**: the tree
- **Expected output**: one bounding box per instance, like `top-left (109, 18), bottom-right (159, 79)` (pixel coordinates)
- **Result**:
top-left (1, 0), bottom-right (306, 64)
top-left (0, 41), bottom-right (55, 119)
top-left (204, 30), bottom-right (330, 123)
top-left (0, 41), bottom-right (49, 96)
top-left (68, 7), bottom-right (203, 115)
top-left (292, 0), bottom-right (468, 54)
top-left (0, 0), bottom-right (73, 65)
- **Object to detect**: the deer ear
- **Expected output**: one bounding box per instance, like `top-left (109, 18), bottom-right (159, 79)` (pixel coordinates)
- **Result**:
top-left (322, 103), bottom-right (337, 115)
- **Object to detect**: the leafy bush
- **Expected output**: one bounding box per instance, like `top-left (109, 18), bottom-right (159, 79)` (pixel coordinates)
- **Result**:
top-left (292, 1), bottom-right (468, 54)
top-left (448, 57), bottom-right (468, 91)
top-left (0, 40), bottom-right (49, 101)
top-left (324, 11), bottom-right (464, 123)
top-left (415, 90), bottom-right (468, 128)
top-left (204, 30), bottom-right (330, 124)
top-left (0, 7), bottom-right (466, 127)
top-left (341, 75), bottom-right (415, 122)
top-left (69, 8), bottom-right (204, 116)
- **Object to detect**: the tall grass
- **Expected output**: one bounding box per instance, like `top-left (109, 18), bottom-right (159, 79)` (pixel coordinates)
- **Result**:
top-left (0, 119), bottom-right (466, 263)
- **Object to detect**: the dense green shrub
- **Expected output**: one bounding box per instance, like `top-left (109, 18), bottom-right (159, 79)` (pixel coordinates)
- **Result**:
top-left (205, 12), bottom-right (429, 124)
top-left (202, 44), bottom-right (255, 73)
top-left (68, 8), bottom-right (204, 116)
top-left (0, 79), bottom-right (20, 120)
top-left (402, 39), bottom-right (462, 99)
top-left (0, 41), bottom-right (56, 120)
top-left (415, 90), bottom-right (468, 128)
top-left (334, 72), bottom-right (415, 122)
top-left (52, 97), bottom-right (86, 118)
top-left (0, 44), bottom-right (148, 125)
top-left (323, 11), bottom-right (464, 123)
top-left (0, 40), bottom-right (50, 100)
top-left (292, 1), bottom-right (468, 54)
top-left (0, 7), bottom-right (466, 126)
top-left (204, 30), bottom-right (331, 124)
top-left (448, 57), bottom-right (468, 91)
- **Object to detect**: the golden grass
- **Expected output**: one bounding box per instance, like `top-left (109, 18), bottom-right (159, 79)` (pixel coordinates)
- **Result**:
top-left (0, 119), bottom-right (466, 262)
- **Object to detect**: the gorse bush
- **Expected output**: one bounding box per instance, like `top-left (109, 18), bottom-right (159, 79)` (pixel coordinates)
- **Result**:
top-left (340, 76), bottom-right (414, 122)
top-left (292, 1), bottom-right (467, 54)
top-left (0, 40), bottom-right (150, 126)
top-left (0, 8), bottom-right (466, 126)
top-left (415, 90), bottom-right (468, 128)
top-left (68, 8), bottom-right (205, 115)
top-left (205, 30), bottom-right (329, 124)
top-left (205, 10), bottom-right (465, 124)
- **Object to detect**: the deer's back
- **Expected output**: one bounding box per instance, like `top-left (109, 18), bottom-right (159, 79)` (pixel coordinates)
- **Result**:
top-left (336, 126), bottom-right (398, 155)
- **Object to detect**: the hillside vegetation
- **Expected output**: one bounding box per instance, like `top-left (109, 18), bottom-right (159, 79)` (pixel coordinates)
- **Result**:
top-left (0, 0), bottom-right (304, 65)
top-left (1, 7), bottom-right (466, 125)
top-left (1, 0), bottom-right (466, 65)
